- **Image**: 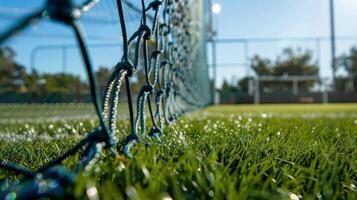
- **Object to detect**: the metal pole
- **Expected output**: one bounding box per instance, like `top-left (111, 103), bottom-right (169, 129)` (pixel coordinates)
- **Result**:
top-left (292, 79), bottom-right (298, 95)
top-left (209, 0), bottom-right (219, 104)
top-left (30, 47), bottom-right (38, 71)
top-left (329, 0), bottom-right (337, 90)
top-left (254, 77), bottom-right (260, 104)
top-left (212, 40), bottom-right (217, 104)
top-left (315, 38), bottom-right (321, 66)
top-left (208, 0), bottom-right (213, 40)
top-left (322, 78), bottom-right (329, 103)
top-left (244, 41), bottom-right (250, 76)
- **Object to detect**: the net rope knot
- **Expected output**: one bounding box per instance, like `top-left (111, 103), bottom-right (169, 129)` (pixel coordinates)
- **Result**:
top-left (148, 0), bottom-right (163, 10)
top-left (114, 61), bottom-right (135, 77)
top-left (143, 83), bottom-right (154, 93)
top-left (139, 24), bottom-right (152, 40)
top-left (46, 0), bottom-right (78, 24)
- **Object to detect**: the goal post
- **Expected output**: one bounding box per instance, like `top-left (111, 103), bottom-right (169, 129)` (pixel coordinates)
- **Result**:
top-left (252, 75), bottom-right (329, 104)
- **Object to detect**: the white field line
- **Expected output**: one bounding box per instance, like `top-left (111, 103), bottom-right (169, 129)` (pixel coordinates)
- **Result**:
top-left (189, 111), bottom-right (357, 119)
top-left (0, 114), bottom-right (129, 124)
top-left (0, 132), bottom-right (83, 143)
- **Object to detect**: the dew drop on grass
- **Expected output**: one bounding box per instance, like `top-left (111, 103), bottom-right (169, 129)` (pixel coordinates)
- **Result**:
top-left (316, 192), bottom-right (323, 200)
top-left (289, 193), bottom-right (300, 200)
top-left (85, 165), bottom-right (91, 172)
top-left (86, 186), bottom-right (98, 200)
top-left (181, 184), bottom-right (188, 192)
top-left (162, 196), bottom-right (173, 200)
top-left (208, 172), bottom-right (215, 185)
top-left (208, 190), bottom-right (214, 197)
top-left (126, 186), bottom-right (137, 198)
top-left (141, 166), bottom-right (151, 179)
top-left (118, 161), bottom-right (125, 172)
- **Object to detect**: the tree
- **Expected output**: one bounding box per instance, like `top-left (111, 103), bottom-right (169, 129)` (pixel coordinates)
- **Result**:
top-left (25, 69), bottom-right (40, 94)
top-left (0, 47), bottom-right (28, 93)
top-left (274, 48), bottom-right (318, 77)
top-left (250, 47), bottom-right (319, 93)
top-left (41, 73), bottom-right (82, 94)
top-left (238, 76), bottom-right (253, 93)
top-left (221, 79), bottom-right (237, 93)
top-left (251, 55), bottom-right (272, 76)
top-left (337, 46), bottom-right (357, 92)
top-left (96, 66), bottom-right (113, 92)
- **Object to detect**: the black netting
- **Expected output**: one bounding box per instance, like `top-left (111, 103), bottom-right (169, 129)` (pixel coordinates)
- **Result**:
top-left (0, 0), bottom-right (210, 198)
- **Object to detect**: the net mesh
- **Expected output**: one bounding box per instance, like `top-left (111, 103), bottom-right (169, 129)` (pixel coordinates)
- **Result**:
top-left (104, 0), bottom-right (211, 153)
top-left (0, 0), bottom-right (210, 198)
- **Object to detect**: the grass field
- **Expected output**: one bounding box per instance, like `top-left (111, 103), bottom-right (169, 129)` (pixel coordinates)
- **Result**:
top-left (0, 103), bottom-right (356, 199)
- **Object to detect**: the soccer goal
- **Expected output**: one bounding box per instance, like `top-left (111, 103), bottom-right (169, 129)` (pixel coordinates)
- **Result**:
top-left (251, 75), bottom-right (330, 104)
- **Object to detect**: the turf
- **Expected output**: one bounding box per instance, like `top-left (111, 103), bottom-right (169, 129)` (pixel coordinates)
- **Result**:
top-left (0, 103), bottom-right (356, 199)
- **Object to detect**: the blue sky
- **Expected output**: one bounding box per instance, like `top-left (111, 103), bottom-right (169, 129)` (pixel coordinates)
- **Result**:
top-left (1, 0), bottom-right (357, 87)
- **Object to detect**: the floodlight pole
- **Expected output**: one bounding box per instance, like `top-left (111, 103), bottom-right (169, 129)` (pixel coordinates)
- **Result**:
top-left (212, 40), bottom-right (217, 94)
top-left (209, 0), bottom-right (219, 104)
top-left (208, 0), bottom-right (213, 35)
top-left (254, 77), bottom-right (260, 104)
top-left (329, 0), bottom-right (336, 90)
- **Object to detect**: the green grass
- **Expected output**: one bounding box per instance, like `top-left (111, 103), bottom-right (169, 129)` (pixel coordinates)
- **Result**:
top-left (0, 104), bottom-right (356, 199)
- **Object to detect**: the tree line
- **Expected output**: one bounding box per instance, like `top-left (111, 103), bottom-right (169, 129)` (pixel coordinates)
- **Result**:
top-left (0, 47), bottom-right (150, 102)
top-left (1, 45), bottom-right (356, 100)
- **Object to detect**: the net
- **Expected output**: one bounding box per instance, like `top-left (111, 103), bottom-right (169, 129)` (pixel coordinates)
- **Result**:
top-left (0, 0), bottom-right (210, 198)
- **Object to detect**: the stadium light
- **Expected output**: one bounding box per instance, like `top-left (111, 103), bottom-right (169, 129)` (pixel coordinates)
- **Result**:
top-left (212, 3), bottom-right (221, 14)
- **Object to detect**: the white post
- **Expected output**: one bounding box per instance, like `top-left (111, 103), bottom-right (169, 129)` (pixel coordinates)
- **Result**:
top-left (292, 79), bottom-right (298, 95)
top-left (248, 78), bottom-right (254, 95)
top-left (322, 78), bottom-right (329, 104)
top-left (214, 90), bottom-right (220, 104)
top-left (348, 75), bottom-right (354, 92)
top-left (254, 77), bottom-right (260, 104)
